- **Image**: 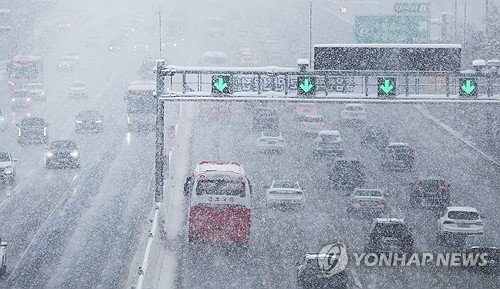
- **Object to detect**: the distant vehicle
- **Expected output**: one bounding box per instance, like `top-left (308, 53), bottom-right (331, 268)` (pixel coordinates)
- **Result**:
top-left (67, 81), bottom-right (88, 98)
top-left (0, 237), bottom-right (7, 276)
top-left (364, 218), bottom-right (414, 253)
top-left (206, 17), bottom-right (224, 38)
top-left (256, 130), bottom-right (286, 153)
top-left (124, 81), bottom-right (156, 131)
top-left (0, 109), bottom-right (7, 131)
top-left (294, 103), bottom-right (319, 119)
top-left (299, 115), bottom-right (327, 134)
top-left (11, 89), bottom-right (32, 110)
top-left (238, 51), bottom-right (258, 66)
top-left (0, 152), bottom-right (17, 185)
top-left (252, 107), bottom-right (279, 130)
top-left (461, 234), bottom-right (499, 274)
top-left (361, 126), bottom-right (390, 150)
top-left (56, 56), bottom-right (75, 71)
top-left (409, 178), bottom-right (451, 208)
top-left (346, 188), bottom-right (387, 215)
top-left (109, 39), bottom-right (124, 51)
top-left (25, 82), bottom-right (46, 101)
top-left (6, 55), bottom-right (44, 90)
top-left (328, 158), bottom-right (365, 189)
top-left (134, 43), bottom-right (149, 52)
top-left (16, 117), bottom-right (49, 145)
top-left (184, 161), bottom-right (252, 246)
top-left (313, 130), bottom-right (344, 158)
top-left (64, 52), bottom-right (79, 62)
top-left (340, 103), bottom-right (367, 123)
top-left (139, 58), bottom-right (157, 79)
top-left (45, 140), bottom-right (80, 169)
top-left (296, 254), bottom-right (348, 289)
top-left (75, 109), bottom-right (103, 133)
top-left (437, 207), bottom-right (484, 243)
top-left (198, 51), bottom-right (228, 66)
top-left (266, 180), bottom-right (304, 209)
top-left (381, 143), bottom-right (415, 171)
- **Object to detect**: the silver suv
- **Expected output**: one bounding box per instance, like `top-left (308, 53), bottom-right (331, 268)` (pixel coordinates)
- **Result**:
top-left (0, 152), bottom-right (17, 185)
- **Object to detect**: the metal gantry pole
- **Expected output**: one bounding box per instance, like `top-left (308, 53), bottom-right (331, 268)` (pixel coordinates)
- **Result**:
top-left (154, 60), bottom-right (166, 202)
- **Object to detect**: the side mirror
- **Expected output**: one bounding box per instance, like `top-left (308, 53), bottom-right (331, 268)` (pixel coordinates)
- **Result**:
top-left (480, 214), bottom-right (486, 219)
top-left (13, 158), bottom-right (18, 162)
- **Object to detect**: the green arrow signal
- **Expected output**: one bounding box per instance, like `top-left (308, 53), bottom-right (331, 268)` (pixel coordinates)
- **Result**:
top-left (461, 80), bottom-right (475, 94)
top-left (380, 79), bottom-right (394, 94)
top-left (299, 78), bottom-right (314, 93)
top-left (213, 77), bottom-right (228, 92)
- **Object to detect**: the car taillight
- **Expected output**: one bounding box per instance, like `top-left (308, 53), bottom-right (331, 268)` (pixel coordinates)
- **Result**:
top-left (311, 109), bottom-right (318, 113)
top-left (320, 122), bottom-right (326, 127)
top-left (369, 233), bottom-right (376, 240)
top-left (377, 199), bottom-right (386, 204)
top-left (295, 108), bottom-right (303, 113)
top-left (408, 151), bottom-right (415, 157)
top-left (303, 122), bottom-right (307, 126)
top-left (351, 199), bottom-right (359, 203)
top-left (415, 185), bottom-right (424, 189)
top-left (439, 186), bottom-right (448, 190)
top-left (384, 151), bottom-right (391, 156)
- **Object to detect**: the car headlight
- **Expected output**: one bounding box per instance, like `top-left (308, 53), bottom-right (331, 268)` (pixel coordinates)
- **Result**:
top-left (11, 98), bottom-right (15, 102)
top-left (41, 91), bottom-right (45, 95)
top-left (0, 117), bottom-right (4, 122)
top-left (46, 151), bottom-right (54, 158)
top-left (75, 120), bottom-right (82, 123)
top-left (26, 98), bottom-right (31, 101)
top-left (70, 151), bottom-right (79, 158)
top-left (95, 120), bottom-right (102, 123)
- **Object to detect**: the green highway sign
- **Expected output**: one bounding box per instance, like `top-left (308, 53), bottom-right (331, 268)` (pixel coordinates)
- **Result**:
top-left (297, 76), bottom-right (316, 96)
top-left (355, 15), bottom-right (429, 43)
top-left (378, 78), bottom-right (396, 97)
top-left (459, 78), bottom-right (478, 98)
top-left (211, 75), bottom-right (232, 94)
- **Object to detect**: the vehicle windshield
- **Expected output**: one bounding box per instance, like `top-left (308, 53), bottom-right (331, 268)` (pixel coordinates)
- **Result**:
top-left (448, 211), bottom-right (480, 220)
top-left (71, 82), bottom-right (86, 87)
top-left (319, 135), bottom-right (340, 142)
top-left (345, 105), bottom-right (364, 111)
top-left (304, 117), bottom-right (324, 123)
top-left (14, 90), bottom-right (30, 98)
top-left (78, 110), bottom-right (100, 118)
top-left (355, 190), bottom-right (383, 197)
top-left (273, 180), bottom-right (299, 189)
top-left (262, 130), bottom-right (280, 137)
top-left (417, 180), bottom-right (446, 188)
top-left (21, 118), bottom-right (45, 126)
top-left (0, 152), bottom-right (10, 162)
top-left (374, 223), bottom-right (409, 237)
top-left (195, 178), bottom-right (246, 197)
top-left (26, 84), bottom-right (43, 89)
top-left (50, 141), bottom-right (77, 150)
top-left (126, 91), bottom-right (155, 113)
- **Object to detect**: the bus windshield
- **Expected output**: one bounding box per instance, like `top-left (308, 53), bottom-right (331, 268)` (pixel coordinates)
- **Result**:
top-left (195, 178), bottom-right (246, 197)
top-left (125, 91), bottom-right (155, 114)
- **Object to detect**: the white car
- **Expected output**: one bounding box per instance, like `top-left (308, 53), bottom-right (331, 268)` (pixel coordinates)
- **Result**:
top-left (437, 206), bottom-right (484, 242)
top-left (340, 103), bottom-right (367, 122)
top-left (346, 188), bottom-right (387, 215)
top-left (300, 115), bottom-right (327, 134)
top-left (266, 180), bottom-right (304, 209)
top-left (0, 109), bottom-right (7, 131)
top-left (68, 81), bottom-right (88, 98)
top-left (65, 52), bottom-right (79, 62)
top-left (0, 237), bottom-right (6, 276)
top-left (134, 43), bottom-right (149, 52)
top-left (0, 151), bottom-right (17, 185)
top-left (294, 103), bottom-right (319, 119)
top-left (256, 130), bottom-right (285, 153)
top-left (313, 130), bottom-right (344, 157)
top-left (25, 83), bottom-right (46, 101)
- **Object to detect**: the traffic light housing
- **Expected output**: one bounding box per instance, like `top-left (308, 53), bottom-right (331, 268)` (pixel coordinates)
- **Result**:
top-left (211, 75), bottom-right (233, 95)
top-left (297, 76), bottom-right (316, 96)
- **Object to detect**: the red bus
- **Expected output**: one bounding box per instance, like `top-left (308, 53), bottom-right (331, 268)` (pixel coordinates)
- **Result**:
top-left (184, 161), bottom-right (252, 246)
top-left (6, 55), bottom-right (44, 90)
